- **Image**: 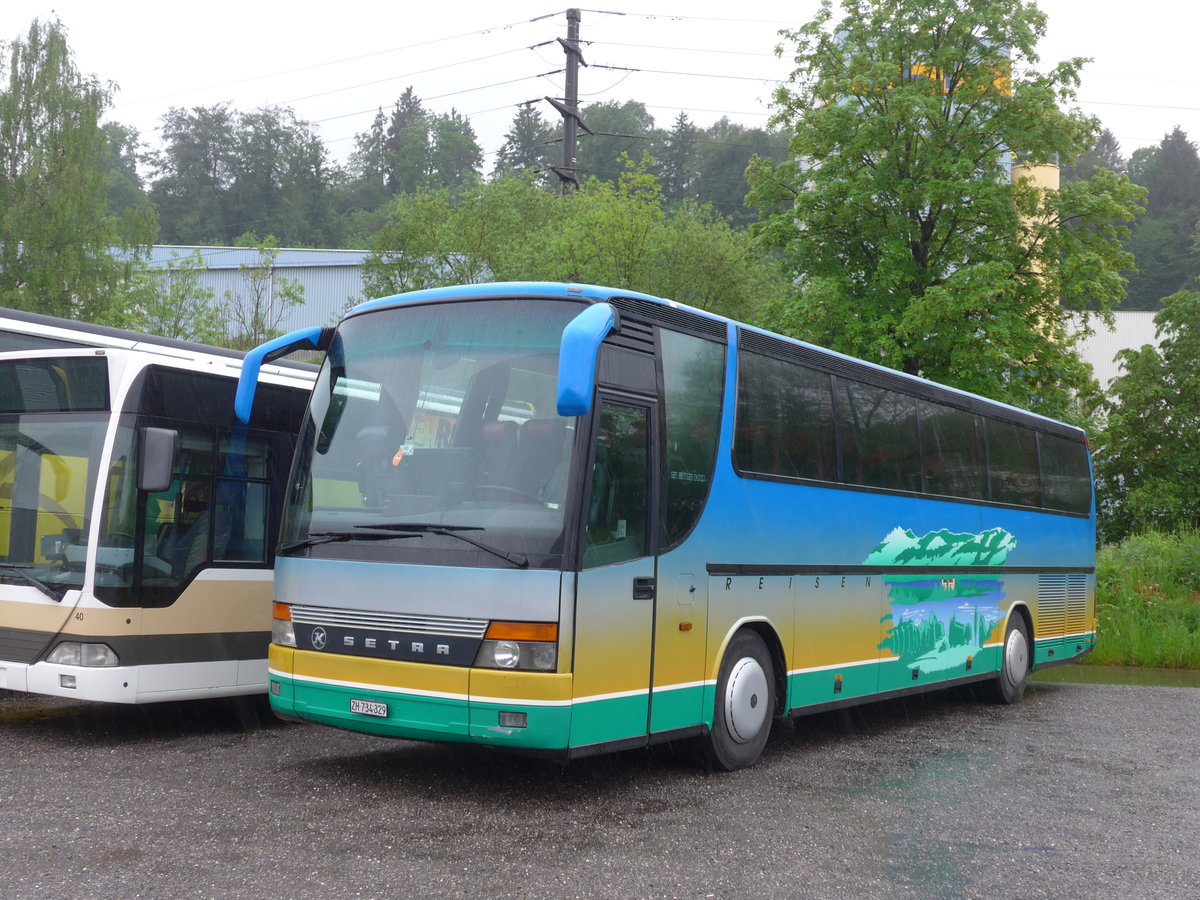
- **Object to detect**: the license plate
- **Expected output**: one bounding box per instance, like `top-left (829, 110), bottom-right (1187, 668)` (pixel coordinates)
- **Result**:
top-left (349, 698), bottom-right (388, 718)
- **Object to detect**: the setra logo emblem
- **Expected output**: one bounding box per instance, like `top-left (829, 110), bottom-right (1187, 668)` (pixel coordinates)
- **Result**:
top-left (311, 627), bottom-right (327, 650)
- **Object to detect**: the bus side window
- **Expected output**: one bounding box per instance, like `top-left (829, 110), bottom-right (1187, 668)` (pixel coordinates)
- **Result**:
top-left (661, 330), bottom-right (723, 547)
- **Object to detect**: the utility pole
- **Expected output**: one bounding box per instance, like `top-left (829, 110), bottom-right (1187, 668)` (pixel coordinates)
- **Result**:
top-left (546, 8), bottom-right (590, 192)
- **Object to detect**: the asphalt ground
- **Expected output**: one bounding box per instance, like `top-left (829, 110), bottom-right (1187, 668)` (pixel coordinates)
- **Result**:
top-left (0, 680), bottom-right (1196, 899)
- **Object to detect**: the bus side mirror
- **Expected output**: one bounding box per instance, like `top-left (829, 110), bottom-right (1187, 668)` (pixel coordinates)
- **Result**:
top-left (557, 303), bottom-right (616, 417)
top-left (139, 427), bottom-right (178, 493)
top-left (235, 325), bottom-right (333, 424)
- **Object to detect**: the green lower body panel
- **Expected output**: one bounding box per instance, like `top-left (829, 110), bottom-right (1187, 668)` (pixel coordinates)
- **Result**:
top-left (271, 673), bottom-right (578, 749)
top-left (568, 692), bottom-right (649, 747)
top-left (1035, 632), bottom-right (1096, 667)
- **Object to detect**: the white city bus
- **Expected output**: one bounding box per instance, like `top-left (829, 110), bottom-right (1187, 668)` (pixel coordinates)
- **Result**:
top-left (0, 308), bottom-right (314, 702)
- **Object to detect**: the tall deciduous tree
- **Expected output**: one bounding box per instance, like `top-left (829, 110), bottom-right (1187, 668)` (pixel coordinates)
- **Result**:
top-left (230, 106), bottom-right (333, 246)
top-left (694, 118), bottom-right (789, 227)
top-left (574, 100), bottom-right (656, 184)
top-left (150, 104), bottom-right (334, 246)
top-left (1094, 289), bottom-right (1200, 541)
top-left (747, 0), bottom-right (1144, 419)
top-left (150, 104), bottom-right (238, 243)
top-left (362, 165), bottom-right (785, 323)
top-left (0, 19), bottom-right (155, 321)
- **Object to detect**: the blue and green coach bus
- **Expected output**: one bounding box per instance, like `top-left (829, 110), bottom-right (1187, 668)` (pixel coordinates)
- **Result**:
top-left (235, 282), bottom-right (1095, 770)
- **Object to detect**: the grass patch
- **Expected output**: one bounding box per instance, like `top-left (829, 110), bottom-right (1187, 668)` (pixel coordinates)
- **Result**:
top-left (1092, 530), bottom-right (1200, 668)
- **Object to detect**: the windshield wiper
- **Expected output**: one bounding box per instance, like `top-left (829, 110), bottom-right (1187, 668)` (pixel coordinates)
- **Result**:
top-left (360, 523), bottom-right (529, 569)
top-left (279, 529), bottom-right (419, 554)
top-left (0, 564), bottom-right (61, 602)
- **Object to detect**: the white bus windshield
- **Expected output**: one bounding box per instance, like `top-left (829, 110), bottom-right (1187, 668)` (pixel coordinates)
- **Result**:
top-left (0, 413), bottom-right (108, 599)
top-left (281, 298), bottom-right (586, 568)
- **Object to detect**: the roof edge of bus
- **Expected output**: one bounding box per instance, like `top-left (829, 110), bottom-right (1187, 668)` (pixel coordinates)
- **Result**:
top-left (0, 305), bottom-right (317, 374)
top-left (344, 281), bottom-right (723, 321)
top-left (341, 282), bottom-right (1082, 435)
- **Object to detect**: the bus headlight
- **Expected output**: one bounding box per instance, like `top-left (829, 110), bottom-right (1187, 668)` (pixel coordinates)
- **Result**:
top-left (272, 602), bottom-right (296, 647)
top-left (46, 642), bottom-right (119, 667)
top-left (272, 620), bottom-right (296, 647)
top-left (493, 640), bottom-right (521, 668)
top-left (473, 622), bottom-right (558, 672)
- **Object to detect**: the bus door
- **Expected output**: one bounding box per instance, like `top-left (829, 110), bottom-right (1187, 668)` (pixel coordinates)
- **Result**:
top-left (569, 395), bottom-right (658, 750)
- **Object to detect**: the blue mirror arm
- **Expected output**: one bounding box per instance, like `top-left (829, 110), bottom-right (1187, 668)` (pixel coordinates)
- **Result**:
top-left (557, 303), bottom-right (616, 417)
top-left (235, 326), bottom-right (333, 424)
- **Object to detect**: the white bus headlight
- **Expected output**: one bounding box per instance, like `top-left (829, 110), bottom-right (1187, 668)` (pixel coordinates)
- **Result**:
top-left (473, 622), bottom-right (559, 672)
top-left (46, 642), bottom-right (119, 667)
top-left (272, 619), bottom-right (296, 647)
top-left (272, 602), bottom-right (296, 647)
top-left (493, 640), bottom-right (521, 668)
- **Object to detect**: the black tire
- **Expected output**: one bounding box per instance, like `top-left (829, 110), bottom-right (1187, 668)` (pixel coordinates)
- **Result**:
top-left (988, 614), bottom-right (1030, 704)
top-left (702, 630), bottom-right (775, 771)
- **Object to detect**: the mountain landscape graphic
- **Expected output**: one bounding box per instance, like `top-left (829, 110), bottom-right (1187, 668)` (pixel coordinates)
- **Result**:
top-left (867, 526), bottom-right (1015, 675)
top-left (864, 526), bottom-right (1016, 567)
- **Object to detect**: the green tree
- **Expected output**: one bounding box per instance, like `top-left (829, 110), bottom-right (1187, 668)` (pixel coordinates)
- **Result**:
top-left (428, 109), bottom-right (482, 189)
top-left (101, 122), bottom-right (151, 217)
top-left (384, 86), bottom-right (430, 195)
top-left (1121, 127), bottom-right (1200, 309)
top-left (493, 105), bottom-right (557, 182)
top-left (694, 118), bottom-right (789, 227)
top-left (1094, 290), bottom-right (1200, 541)
top-left (575, 100), bottom-right (656, 185)
top-left (150, 104), bottom-right (238, 243)
top-left (0, 19), bottom-right (156, 322)
top-left (362, 163), bottom-right (785, 323)
top-left (654, 112), bottom-right (700, 202)
top-left (127, 250), bottom-right (224, 344)
top-left (747, 0), bottom-right (1144, 419)
top-left (1061, 127), bottom-right (1125, 183)
top-left (230, 106), bottom-right (333, 246)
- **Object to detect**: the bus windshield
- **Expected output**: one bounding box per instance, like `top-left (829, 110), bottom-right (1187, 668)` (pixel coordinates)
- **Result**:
top-left (281, 298), bottom-right (586, 568)
top-left (0, 412), bottom-right (108, 599)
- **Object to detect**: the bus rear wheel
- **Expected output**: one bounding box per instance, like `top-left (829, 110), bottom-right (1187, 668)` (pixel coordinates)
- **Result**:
top-left (703, 630), bottom-right (775, 771)
top-left (988, 614), bottom-right (1030, 704)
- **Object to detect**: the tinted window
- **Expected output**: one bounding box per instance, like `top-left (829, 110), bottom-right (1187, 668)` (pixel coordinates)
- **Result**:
top-left (0, 357), bottom-right (108, 412)
top-left (921, 401), bottom-right (985, 499)
top-left (987, 418), bottom-right (1041, 506)
top-left (1040, 433), bottom-right (1092, 513)
top-left (661, 330), bottom-right (723, 547)
top-left (734, 351), bottom-right (835, 481)
top-left (838, 379), bottom-right (920, 492)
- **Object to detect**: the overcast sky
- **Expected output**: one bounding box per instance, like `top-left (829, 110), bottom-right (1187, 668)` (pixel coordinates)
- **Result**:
top-left (6, 1), bottom-right (1198, 168)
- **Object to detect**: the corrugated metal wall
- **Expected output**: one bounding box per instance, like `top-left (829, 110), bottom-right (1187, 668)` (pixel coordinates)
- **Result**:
top-left (147, 246), bottom-right (370, 335)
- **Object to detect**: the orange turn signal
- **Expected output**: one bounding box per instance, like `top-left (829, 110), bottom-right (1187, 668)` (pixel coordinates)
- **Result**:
top-left (485, 621), bottom-right (558, 642)
top-left (272, 602), bottom-right (292, 621)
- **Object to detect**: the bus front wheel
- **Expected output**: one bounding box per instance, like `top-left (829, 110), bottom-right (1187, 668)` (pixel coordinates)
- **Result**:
top-left (703, 630), bottom-right (775, 771)
top-left (988, 614), bottom-right (1030, 704)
